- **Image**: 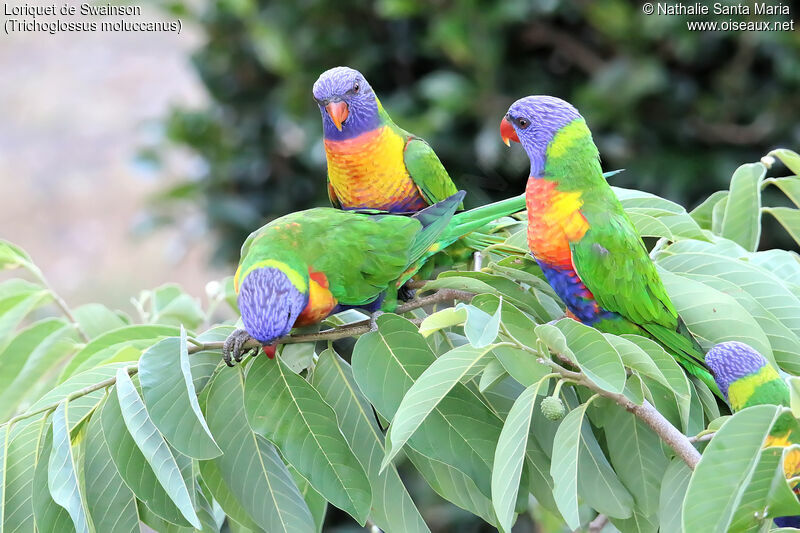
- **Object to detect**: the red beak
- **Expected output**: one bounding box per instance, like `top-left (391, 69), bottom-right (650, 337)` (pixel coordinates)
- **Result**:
top-left (325, 101), bottom-right (349, 131)
top-left (263, 344), bottom-right (277, 359)
top-left (500, 116), bottom-right (520, 146)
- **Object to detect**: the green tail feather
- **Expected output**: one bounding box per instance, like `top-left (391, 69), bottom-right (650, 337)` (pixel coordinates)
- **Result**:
top-left (407, 191), bottom-right (466, 264)
top-left (442, 193), bottom-right (527, 244)
top-left (643, 321), bottom-right (723, 398)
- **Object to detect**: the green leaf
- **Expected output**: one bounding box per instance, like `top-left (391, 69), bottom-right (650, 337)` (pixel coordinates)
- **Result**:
top-left (196, 460), bottom-right (260, 531)
top-left (0, 240), bottom-right (35, 272)
top-left (61, 325), bottom-right (180, 381)
top-left (403, 447), bottom-right (497, 526)
top-left (138, 330), bottom-right (222, 460)
top-left (770, 178), bottom-right (800, 209)
top-left (279, 342), bottom-right (316, 373)
top-left (770, 148), bottom-right (800, 176)
top-left (659, 458), bottom-right (691, 533)
top-left (48, 403), bottom-right (91, 533)
top-left (289, 466), bottom-right (327, 533)
top-left (614, 186), bottom-right (706, 241)
top-left (27, 364), bottom-right (125, 428)
top-left (683, 405), bottom-right (782, 532)
top-left (149, 283), bottom-right (205, 329)
top-left (382, 342), bottom-right (497, 471)
top-left (765, 206), bottom-right (800, 248)
top-left (728, 446), bottom-right (800, 531)
top-left (2, 415), bottom-right (49, 533)
top-left (32, 420), bottom-right (75, 533)
top-left (0, 319), bottom-right (76, 422)
top-left (550, 401), bottom-right (591, 529)
top-left (492, 377), bottom-right (552, 533)
top-left (605, 407), bottom-right (668, 516)
top-left (418, 307), bottom-right (467, 337)
top-left (352, 314), bottom-right (506, 500)
top-left (457, 303), bottom-right (501, 348)
top-left (552, 319), bottom-right (626, 394)
top-left (659, 251), bottom-right (800, 355)
top-left (658, 269), bottom-right (772, 357)
top-left (690, 190), bottom-right (728, 230)
top-left (244, 357), bottom-right (371, 524)
top-left (678, 272), bottom-right (799, 374)
top-left (203, 366), bottom-right (315, 533)
top-left (109, 369), bottom-right (200, 528)
top-left (83, 401), bottom-right (139, 533)
top-left (72, 304), bottom-right (128, 339)
top-left (577, 419), bottom-right (634, 520)
top-left (0, 280), bottom-right (52, 353)
top-left (311, 349), bottom-right (429, 533)
top-left (719, 163), bottom-right (765, 251)
top-left (614, 334), bottom-right (692, 430)
top-left (479, 359), bottom-right (507, 392)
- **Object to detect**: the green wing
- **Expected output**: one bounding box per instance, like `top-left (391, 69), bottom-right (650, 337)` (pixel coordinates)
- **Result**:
top-left (570, 209), bottom-right (677, 329)
top-left (299, 211), bottom-right (421, 304)
top-left (569, 208), bottom-right (715, 388)
top-left (402, 137), bottom-right (462, 208)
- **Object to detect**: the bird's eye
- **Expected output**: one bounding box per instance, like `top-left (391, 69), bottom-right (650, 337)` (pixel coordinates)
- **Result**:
top-left (517, 118), bottom-right (530, 129)
top-left (353, 83), bottom-right (360, 93)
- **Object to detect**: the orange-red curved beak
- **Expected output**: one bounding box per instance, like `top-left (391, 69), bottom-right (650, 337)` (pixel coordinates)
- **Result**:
top-left (263, 344), bottom-right (277, 359)
top-left (500, 116), bottom-right (520, 146)
top-left (325, 101), bottom-right (349, 131)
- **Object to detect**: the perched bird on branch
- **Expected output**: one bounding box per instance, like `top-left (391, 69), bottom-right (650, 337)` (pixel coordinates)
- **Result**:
top-left (705, 341), bottom-right (800, 527)
top-left (222, 191), bottom-right (525, 365)
top-left (313, 66), bottom-right (522, 271)
top-left (313, 66), bottom-right (460, 212)
top-left (500, 95), bottom-right (719, 395)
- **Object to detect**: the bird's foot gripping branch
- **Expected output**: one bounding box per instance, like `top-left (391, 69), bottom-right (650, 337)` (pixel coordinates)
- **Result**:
top-left (3, 150), bottom-right (800, 532)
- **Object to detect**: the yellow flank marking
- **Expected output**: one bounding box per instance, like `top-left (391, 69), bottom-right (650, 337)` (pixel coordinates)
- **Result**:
top-left (240, 259), bottom-right (307, 292)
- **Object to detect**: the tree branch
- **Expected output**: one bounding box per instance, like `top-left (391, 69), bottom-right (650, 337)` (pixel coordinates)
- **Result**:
top-left (538, 357), bottom-right (701, 470)
top-left (0, 289), bottom-right (474, 428)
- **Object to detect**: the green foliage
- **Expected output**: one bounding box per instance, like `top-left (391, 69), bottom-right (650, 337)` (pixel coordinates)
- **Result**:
top-left (143, 1), bottom-right (800, 262)
top-left (1, 154), bottom-right (800, 531)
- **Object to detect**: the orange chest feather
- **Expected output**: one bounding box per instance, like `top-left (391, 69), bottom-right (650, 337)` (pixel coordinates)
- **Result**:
top-left (526, 178), bottom-right (589, 267)
top-left (324, 127), bottom-right (424, 210)
top-left (295, 270), bottom-right (338, 326)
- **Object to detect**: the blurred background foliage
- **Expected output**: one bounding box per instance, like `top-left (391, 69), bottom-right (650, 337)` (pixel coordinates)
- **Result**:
top-left (141, 0), bottom-right (800, 263)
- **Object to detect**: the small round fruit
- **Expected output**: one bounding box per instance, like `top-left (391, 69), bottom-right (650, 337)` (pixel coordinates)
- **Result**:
top-left (541, 395), bottom-right (566, 421)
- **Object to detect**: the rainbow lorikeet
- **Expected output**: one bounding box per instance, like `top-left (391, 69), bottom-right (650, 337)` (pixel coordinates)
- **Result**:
top-left (500, 95), bottom-right (718, 395)
top-left (312, 66), bottom-right (459, 212)
top-left (705, 341), bottom-right (800, 527)
top-left (222, 191), bottom-right (525, 365)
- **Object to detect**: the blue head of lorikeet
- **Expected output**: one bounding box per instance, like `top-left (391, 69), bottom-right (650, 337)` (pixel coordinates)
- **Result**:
top-left (237, 267), bottom-right (308, 345)
top-left (313, 66), bottom-right (380, 140)
top-left (704, 341), bottom-right (788, 410)
top-left (500, 95), bottom-right (582, 176)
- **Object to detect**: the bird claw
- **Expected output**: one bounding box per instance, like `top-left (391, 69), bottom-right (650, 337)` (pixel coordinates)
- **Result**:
top-left (222, 328), bottom-right (258, 367)
top-left (398, 283), bottom-right (416, 302)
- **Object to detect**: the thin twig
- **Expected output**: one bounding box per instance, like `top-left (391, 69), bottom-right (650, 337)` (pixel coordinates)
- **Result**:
top-left (35, 274), bottom-right (90, 343)
top-left (688, 432), bottom-right (716, 444)
top-left (588, 514), bottom-right (608, 533)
